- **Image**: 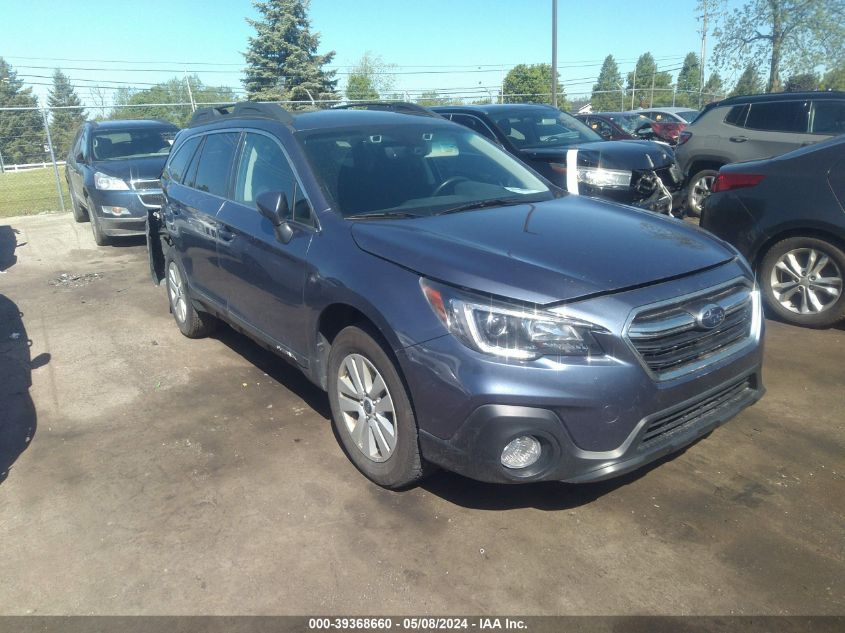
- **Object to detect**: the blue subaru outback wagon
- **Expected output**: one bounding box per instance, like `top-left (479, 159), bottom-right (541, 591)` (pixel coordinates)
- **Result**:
top-left (147, 102), bottom-right (764, 489)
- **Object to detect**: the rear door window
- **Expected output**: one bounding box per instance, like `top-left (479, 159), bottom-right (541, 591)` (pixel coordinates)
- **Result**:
top-left (192, 132), bottom-right (240, 197)
top-left (811, 100), bottom-right (845, 135)
top-left (165, 136), bottom-right (202, 184)
top-left (744, 101), bottom-right (810, 133)
top-left (724, 104), bottom-right (749, 127)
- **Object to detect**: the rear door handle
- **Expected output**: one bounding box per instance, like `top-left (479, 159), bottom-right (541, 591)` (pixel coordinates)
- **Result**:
top-left (729, 136), bottom-right (748, 143)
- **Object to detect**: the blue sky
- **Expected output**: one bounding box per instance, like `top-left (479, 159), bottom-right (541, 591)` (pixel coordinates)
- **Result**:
top-left (0, 0), bottom-right (739, 108)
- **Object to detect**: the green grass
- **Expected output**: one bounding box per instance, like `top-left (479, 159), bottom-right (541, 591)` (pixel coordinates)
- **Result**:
top-left (0, 167), bottom-right (70, 218)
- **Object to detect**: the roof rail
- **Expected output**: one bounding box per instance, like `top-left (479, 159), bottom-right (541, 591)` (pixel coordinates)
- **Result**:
top-left (331, 101), bottom-right (444, 118)
top-left (188, 102), bottom-right (295, 128)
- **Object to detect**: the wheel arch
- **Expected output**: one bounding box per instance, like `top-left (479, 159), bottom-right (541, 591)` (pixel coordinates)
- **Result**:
top-left (753, 226), bottom-right (845, 270)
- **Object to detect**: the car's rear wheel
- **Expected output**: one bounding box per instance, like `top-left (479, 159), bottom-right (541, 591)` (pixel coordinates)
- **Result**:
top-left (165, 253), bottom-right (216, 338)
top-left (760, 237), bottom-right (845, 328)
top-left (686, 169), bottom-right (718, 218)
top-left (327, 325), bottom-right (427, 489)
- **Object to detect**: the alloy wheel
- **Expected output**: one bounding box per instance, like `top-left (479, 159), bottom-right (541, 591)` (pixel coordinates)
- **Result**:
top-left (689, 174), bottom-right (715, 213)
top-left (336, 353), bottom-right (397, 463)
top-left (770, 247), bottom-right (843, 315)
top-left (167, 262), bottom-right (188, 324)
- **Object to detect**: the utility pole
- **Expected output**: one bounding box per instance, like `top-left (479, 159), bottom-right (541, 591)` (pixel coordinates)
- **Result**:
top-left (699, 0), bottom-right (709, 108)
top-left (184, 69), bottom-right (196, 112)
top-left (631, 68), bottom-right (637, 110)
top-left (551, 0), bottom-right (558, 108)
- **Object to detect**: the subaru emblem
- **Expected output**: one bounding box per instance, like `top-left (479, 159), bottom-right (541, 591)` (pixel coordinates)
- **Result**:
top-left (697, 304), bottom-right (726, 329)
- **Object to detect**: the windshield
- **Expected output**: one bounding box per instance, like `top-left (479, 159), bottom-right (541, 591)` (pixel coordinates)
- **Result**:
top-left (92, 128), bottom-right (176, 161)
top-left (298, 123), bottom-right (553, 218)
top-left (609, 113), bottom-right (653, 133)
top-left (488, 108), bottom-right (602, 149)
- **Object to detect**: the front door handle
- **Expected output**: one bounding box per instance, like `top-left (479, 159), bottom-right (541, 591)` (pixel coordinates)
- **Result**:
top-left (729, 135), bottom-right (748, 143)
top-left (218, 226), bottom-right (235, 243)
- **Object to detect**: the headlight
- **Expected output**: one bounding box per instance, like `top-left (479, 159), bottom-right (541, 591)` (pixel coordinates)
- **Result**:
top-left (421, 279), bottom-right (604, 360)
top-left (576, 166), bottom-right (631, 190)
top-left (94, 172), bottom-right (129, 190)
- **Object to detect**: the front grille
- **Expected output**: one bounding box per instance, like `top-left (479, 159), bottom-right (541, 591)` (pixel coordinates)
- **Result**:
top-left (131, 179), bottom-right (161, 190)
top-left (640, 377), bottom-right (754, 446)
top-left (627, 281), bottom-right (755, 380)
top-left (138, 192), bottom-right (164, 208)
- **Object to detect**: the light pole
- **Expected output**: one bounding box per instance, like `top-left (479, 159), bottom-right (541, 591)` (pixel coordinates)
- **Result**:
top-left (551, 0), bottom-right (558, 108)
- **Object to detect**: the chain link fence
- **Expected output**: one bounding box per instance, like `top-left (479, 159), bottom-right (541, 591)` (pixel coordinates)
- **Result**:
top-left (0, 90), bottom-right (726, 218)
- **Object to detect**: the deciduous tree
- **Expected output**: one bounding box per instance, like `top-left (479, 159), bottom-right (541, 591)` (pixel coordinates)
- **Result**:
top-left (503, 64), bottom-right (565, 106)
top-left (345, 52), bottom-right (396, 102)
top-left (713, 0), bottom-right (845, 92)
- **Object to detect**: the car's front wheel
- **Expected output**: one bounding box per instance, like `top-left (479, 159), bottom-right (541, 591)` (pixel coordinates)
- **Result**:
top-left (327, 325), bottom-right (427, 489)
top-left (760, 237), bottom-right (845, 328)
top-left (686, 168), bottom-right (718, 218)
top-left (69, 190), bottom-right (88, 223)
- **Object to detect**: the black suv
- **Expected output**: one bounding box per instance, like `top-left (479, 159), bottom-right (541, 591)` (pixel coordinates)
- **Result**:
top-left (433, 104), bottom-right (683, 213)
top-left (675, 91), bottom-right (845, 216)
top-left (147, 102), bottom-right (763, 489)
top-left (65, 119), bottom-right (179, 245)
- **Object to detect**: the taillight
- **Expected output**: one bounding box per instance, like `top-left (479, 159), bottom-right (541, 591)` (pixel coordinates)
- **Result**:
top-left (677, 131), bottom-right (692, 145)
top-left (711, 172), bottom-right (765, 193)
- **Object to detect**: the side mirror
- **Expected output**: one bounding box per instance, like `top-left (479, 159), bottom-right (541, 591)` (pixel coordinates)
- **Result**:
top-left (256, 190), bottom-right (294, 244)
top-left (75, 152), bottom-right (85, 163)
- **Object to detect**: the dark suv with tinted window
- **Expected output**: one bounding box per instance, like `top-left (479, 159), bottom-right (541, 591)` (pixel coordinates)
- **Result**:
top-left (147, 102), bottom-right (764, 489)
top-left (66, 119), bottom-right (178, 245)
top-left (675, 91), bottom-right (845, 216)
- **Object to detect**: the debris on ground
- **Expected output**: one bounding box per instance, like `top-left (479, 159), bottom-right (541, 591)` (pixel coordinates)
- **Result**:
top-left (49, 272), bottom-right (103, 288)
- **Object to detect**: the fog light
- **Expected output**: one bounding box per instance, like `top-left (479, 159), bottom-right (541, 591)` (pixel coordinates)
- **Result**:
top-left (500, 436), bottom-right (541, 469)
top-left (101, 205), bottom-right (130, 216)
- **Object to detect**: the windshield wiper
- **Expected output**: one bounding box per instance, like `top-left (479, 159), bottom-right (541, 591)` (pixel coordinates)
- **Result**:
top-left (436, 198), bottom-right (525, 216)
top-left (346, 211), bottom-right (421, 220)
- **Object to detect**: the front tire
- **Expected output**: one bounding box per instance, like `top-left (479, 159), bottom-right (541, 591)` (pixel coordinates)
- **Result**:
top-left (760, 237), bottom-right (845, 328)
top-left (70, 191), bottom-right (88, 223)
top-left (686, 168), bottom-right (718, 218)
top-left (165, 253), bottom-right (216, 338)
top-left (90, 212), bottom-right (110, 246)
top-left (327, 325), bottom-right (427, 489)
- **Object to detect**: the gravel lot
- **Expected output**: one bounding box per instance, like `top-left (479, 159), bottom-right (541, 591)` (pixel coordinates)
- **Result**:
top-left (0, 213), bottom-right (843, 615)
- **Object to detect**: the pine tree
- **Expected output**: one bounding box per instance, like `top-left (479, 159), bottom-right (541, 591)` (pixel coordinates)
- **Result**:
top-left (242, 0), bottom-right (338, 106)
top-left (674, 53), bottom-right (701, 107)
top-left (591, 55), bottom-right (624, 112)
top-left (48, 69), bottom-right (86, 160)
top-left (627, 53), bottom-right (673, 107)
top-left (730, 63), bottom-right (764, 97)
top-left (702, 72), bottom-right (725, 102)
top-left (0, 57), bottom-right (45, 165)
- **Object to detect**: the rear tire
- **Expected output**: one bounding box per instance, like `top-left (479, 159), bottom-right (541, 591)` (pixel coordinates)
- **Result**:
top-left (759, 237), bottom-right (845, 328)
top-left (686, 169), bottom-right (718, 218)
top-left (327, 325), bottom-right (427, 489)
top-left (164, 252), bottom-right (217, 338)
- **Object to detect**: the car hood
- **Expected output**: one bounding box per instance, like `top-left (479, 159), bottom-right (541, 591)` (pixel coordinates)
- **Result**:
top-left (351, 197), bottom-right (734, 305)
top-left (523, 140), bottom-right (675, 171)
top-left (92, 155), bottom-right (168, 182)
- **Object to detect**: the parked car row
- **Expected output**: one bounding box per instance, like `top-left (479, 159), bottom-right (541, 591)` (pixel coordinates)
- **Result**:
top-left (57, 93), bottom-right (843, 490)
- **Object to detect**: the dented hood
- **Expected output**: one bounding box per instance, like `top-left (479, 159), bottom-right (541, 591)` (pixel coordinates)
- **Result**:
top-left (351, 196), bottom-right (734, 305)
